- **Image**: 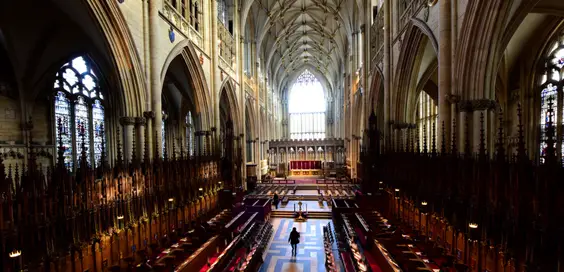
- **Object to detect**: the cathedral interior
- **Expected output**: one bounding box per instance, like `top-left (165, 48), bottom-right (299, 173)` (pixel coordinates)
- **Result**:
top-left (1, 0), bottom-right (564, 271)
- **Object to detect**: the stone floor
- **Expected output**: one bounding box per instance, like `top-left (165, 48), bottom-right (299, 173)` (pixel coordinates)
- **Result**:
top-left (259, 218), bottom-right (331, 272)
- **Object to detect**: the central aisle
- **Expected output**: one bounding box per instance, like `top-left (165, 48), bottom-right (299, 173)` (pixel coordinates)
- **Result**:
top-left (259, 218), bottom-right (331, 272)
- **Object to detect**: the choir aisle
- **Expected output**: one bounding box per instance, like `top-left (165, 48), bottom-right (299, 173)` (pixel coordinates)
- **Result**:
top-left (259, 218), bottom-right (339, 272)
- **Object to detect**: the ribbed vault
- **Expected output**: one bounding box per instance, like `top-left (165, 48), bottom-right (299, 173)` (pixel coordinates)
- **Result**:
top-left (244, 0), bottom-right (356, 97)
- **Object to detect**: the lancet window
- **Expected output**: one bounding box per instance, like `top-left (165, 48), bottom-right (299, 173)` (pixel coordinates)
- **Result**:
top-left (539, 33), bottom-right (564, 164)
top-left (416, 91), bottom-right (437, 151)
top-left (289, 70), bottom-right (326, 140)
top-left (53, 56), bottom-right (105, 170)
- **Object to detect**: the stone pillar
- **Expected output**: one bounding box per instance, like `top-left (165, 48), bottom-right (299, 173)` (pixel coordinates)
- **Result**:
top-left (439, 0), bottom-right (452, 152)
top-left (135, 117), bottom-right (146, 161)
top-left (471, 99), bottom-right (496, 154)
top-left (383, 0), bottom-right (391, 149)
top-left (143, 111), bottom-right (155, 159)
top-left (120, 117), bottom-right (136, 163)
top-left (149, 0), bottom-right (163, 156)
top-left (458, 101), bottom-right (471, 154)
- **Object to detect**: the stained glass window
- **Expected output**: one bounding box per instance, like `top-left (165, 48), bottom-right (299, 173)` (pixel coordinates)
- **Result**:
top-left (416, 91), bottom-right (437, 152)
top-left (539, 33), bottom-right (564, 164)
top-left (53, 56), bottom-right (105, 170)
top-left (289, 70), bottom-right (326, 140)
top-left (186, 111), bottom-right (195, 157)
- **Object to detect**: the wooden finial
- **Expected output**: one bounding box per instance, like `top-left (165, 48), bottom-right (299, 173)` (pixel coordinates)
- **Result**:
top-left (516, 103), bottom-right (527, 162)
top-left (464, 114), bottom-right (471, 157)
top-left (431, 122), bottom-right (437, 157)
top-left (478, 112), bottom-right (487, 159)
top-left (495, 109), bottom-right (505, 162)
top-left (440, 121), bottom-right (446, 155)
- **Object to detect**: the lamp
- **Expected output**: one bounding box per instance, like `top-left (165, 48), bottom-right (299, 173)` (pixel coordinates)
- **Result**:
top-left (469, 222), bottom-right (478, 229)
top-left (117, 215), bottom-right (124, 220)
top-left (168, 198), bottom-right (174, 202)
top-left (421, 201), bottom-right (428, 206)
top-left (9, 250), bottom-right (21, 258)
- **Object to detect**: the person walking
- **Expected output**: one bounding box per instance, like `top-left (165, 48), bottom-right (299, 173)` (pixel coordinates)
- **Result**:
top-left (273, 193), bottom-right (279, 209)
top-left (288, 227), bottom-right (300, 256)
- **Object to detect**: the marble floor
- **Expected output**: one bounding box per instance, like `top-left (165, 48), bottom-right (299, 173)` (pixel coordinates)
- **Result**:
top-left (259, 218), bottom-right (331, 272)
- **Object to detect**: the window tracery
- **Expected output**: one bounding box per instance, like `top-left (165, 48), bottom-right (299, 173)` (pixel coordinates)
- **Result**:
top-left (539, 34), bottom-right (564, 163)
top-left (289, 70), bottom-right (326, 140)
top-left (53, 56), bottom-right (105, 170)
top-left (416, 91), bottom-right (437, 151)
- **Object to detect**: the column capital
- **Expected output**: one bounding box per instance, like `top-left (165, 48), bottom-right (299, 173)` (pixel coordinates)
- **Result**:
top-left (445, 94), bottom-right (461, 104)
top-left (470, 99), bottom-right (497, 111)
top-left (119, 116), bottom-right (136, 126)
top-left (135, 117), bottom-right (147, 126)
top-left (143, 111), bottom-right (155, 119)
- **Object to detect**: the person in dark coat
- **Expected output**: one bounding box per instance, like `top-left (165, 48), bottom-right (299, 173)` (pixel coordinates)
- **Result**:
top-left (273, 193), bottom-right (279, 209)
top-left (288, 227), bottom-right (300, 256)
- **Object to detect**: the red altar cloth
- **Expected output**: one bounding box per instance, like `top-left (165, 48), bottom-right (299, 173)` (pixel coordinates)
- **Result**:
top-left (290, 160), bottom-right (322, 170)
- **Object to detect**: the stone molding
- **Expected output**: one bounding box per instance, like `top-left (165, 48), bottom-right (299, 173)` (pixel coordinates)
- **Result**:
top-left (135, 117), bottom-right (146, 126)
top-left (119, 117), bottom-right (136, 126)
top-left (143, 111), bottom-right (155, 120)
top-left (458, 99), bottom-right (497, 112)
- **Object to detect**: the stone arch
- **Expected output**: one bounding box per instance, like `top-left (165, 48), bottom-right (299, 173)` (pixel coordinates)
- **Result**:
top-left (393, 23), bottom-right (437, 123)
top-left (219, 79), bottom-right (241, 135)
top-left (86, 0), bottom-right (148, 116)
top-left (161, 40), bottom-right (212, 130)
top-left (454, 0), bottom-right (513, 100)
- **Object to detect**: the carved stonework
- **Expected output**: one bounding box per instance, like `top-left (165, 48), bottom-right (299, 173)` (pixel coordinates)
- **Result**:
top-left (446, 94), bottom-right (461, 104)
top-left (458, 101), bottom-right (473, 112)
top-left (119, 117), bottom-right (136, 126)
top-left (143, 111), bottom-right (155, 120)
top-left (135, 117), bottom-right (146, 126)
top-left (471, 99), bottom-right (497, 111)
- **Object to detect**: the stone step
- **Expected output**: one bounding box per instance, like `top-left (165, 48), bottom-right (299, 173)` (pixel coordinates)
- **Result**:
top-left (271, 210), bottom-right (332, 219)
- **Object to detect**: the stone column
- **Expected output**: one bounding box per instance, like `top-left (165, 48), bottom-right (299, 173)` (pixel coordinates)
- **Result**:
top-left (471, 99), bottom-right (496, 154)
top-left (447, 95), bottom-right (460, 150)
top-left (439, 0), bottom-right (452, 152)
top-left (120, 117), bottom-right (136, 163)
top-left (458, 101), bottom-right (471, 154)
top-left (383, 0), bottom-right (391, 149)
top-left (143, 111), bottom-right (155, 159)
top-left (150, 0), bottom-right (163, 156)
top-left (135, 117), bottom-right (146, 161)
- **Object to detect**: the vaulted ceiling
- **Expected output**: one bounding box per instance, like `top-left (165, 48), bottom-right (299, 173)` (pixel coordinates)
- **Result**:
top-left (242, 0), bottom-right (360, 98)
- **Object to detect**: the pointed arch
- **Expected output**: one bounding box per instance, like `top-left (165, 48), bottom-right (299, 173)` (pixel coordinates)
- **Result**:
top-left (219, 79), bottom-right (241, 135)
top-left (161, 40), bottom-right (212, 130)
top-left (393, 23), bottom-right (436, 123)
top-left (86, 0), bottom-right (148, 116)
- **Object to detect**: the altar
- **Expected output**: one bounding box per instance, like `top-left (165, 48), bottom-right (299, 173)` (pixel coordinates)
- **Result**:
top-left (266, 138), bottom-right (346, 177)
top-left (290, 160), bottom-right (322, 176)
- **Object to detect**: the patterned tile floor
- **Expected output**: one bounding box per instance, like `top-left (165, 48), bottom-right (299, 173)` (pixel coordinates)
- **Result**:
top-left (260, 218), bottom-right (331, 272)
